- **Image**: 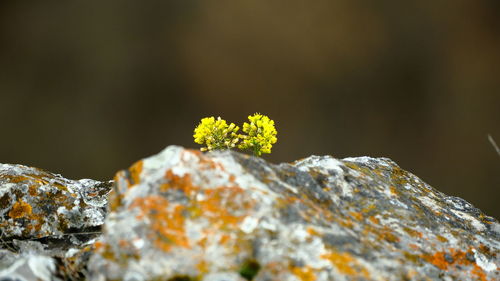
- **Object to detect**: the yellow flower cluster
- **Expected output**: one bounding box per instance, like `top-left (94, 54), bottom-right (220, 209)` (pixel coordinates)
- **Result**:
top-left (193, 117), bottom-right (240, 152)
top-left (193, 113), bottom-right (277, 156)
top-left (238, 114), bottom-right (278, 156)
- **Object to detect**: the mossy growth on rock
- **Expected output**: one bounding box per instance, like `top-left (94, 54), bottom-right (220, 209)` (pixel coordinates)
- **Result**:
top-left (239, 259), bottom-right (261, 280)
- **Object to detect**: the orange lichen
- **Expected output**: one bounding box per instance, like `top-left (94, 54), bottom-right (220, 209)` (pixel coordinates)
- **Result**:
top-left (291, 266), bottom-right (316, 281)
top-left (1, 172), bottom-right (68, 191)
top-left (403, 251), bottom-right (421, 263)
top-left (306, 227), bottom-right (320, 236)
top-left (195, 151), bottom-right (223, 170)
top-left (390, 166), bottom-right (409, 185)
top-left (436, 235), bottom-right (448, 243)
top-left (403, 227), bottom-right (423, 238)
top-left (219, 234), bottom-right (232, 245)
top-left (100, 243), bottom-right (118, 261)
top-left (361, 204), bottom-right (376, 214)
top-left (108, 190), bottom-right (122, 212)
top-left (470, 264), bottom-right (488, 281)
top-left (161, 170), bottom-right (196, 195)
top-left (339, 218), bottom-right (354, 228)
top-left (321, 252), bottom-right (369, 278)
top-left (422, 248), bottom-right (488, 281)
top-left (50, 181), bottom-right (68, 191)
top-left (378, 226), bottom-right (400, 243)
top-left (128, 160), bottom-right (144, 186)
top-left (164, 170), bottom-right (255, 228)
top-left (0, 174), bottom-right (31, 184)
top-left (369, 216), bottom-right (380, 224)
top-left (349, 211), bottom-right (363, 221)
top-left (118, 239), bottom-right (129, 247)
top-left (28, 185), bottom-right (38, 196)
top-left (196, 260), bottom-right (209, 274)
top-left (130, 196), bottom-right (188, 252)
top-left (196, 186), bottom-right (252, 227)
top-left (389, 186), bottom-right (398, 195)
top-left (94, 241), bottom-right (104, 250)
top-left (478, 214), bottom-right (494, 225)
top-left (8, 200), bottom-right (32, 219)
top-left (422, 249), bottom-right (467, 270)
top-left (197, 237), bottom-right (207, 248)
top-left (408, 243), bottom-right (420, 250)
top-left (478, 244), bottom-right (496, 258)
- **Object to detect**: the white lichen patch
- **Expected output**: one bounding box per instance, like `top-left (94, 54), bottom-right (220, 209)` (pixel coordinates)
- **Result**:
top-left (0, 255), bottom-right (55, 281)
top-left (142, 145), bottom-right (183, 176)
top-left (449, 209), bottom-right (486, 232)
top-left (240, 216), bottom-right (259, 234)
top-left (295, 155), bottom-right (344, 175)
top-left (472, 248), bottom-right (498, 272)
top-left (417, 196), bottom-right (443, 214)
top-left (82, 208), bottom-right (105, 226)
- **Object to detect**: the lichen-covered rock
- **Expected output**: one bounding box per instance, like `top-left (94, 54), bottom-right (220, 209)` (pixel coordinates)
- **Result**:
top-left (0, 238), bottom-right (98, 281)
top-left (0, 253), bottom-right (55, 281)
top-left (0, 163), bottom-right (111, 280)
top-left (0, 163), bottom-right (111, 240)
top-left (88, 146), bottom-right (500, 281)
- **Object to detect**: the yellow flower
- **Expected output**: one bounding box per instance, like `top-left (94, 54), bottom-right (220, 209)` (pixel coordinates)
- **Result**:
top-left (238, 113), bottom-right (277, 156)
top-left (193, 117), bottom-right (240, 151)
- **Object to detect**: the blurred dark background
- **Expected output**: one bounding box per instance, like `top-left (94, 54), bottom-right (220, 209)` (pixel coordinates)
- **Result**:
top-left (0, 1), bottom-right (499, 218)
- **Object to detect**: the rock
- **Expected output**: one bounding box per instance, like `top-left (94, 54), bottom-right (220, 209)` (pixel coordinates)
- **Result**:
top-left (0, 254), bottom-right (55, 281)
top-left (0, 164), bottom-right (111, 240)
top-left (87, 146), bottom-right (500, 281)
top-left (0, 163), bottom-right (111, 280)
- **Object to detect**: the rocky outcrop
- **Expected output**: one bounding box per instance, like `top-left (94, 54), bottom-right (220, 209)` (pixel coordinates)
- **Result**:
top-left (0, 164), bottom-right (111, 280)
top-left (89, 146), bottom-right (499, 281)
top-left (1, 146), bottom-right (499, 280)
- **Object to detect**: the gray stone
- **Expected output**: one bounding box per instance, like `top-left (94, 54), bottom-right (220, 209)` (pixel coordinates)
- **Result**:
top-left (0, 163), bottom-right (111, 280)
top-left (0, 254), bottom-right (55, 281)
top-left (86, 146), bottom-right (499, 281)
top-left (0, 164), bottom-right (111, 240)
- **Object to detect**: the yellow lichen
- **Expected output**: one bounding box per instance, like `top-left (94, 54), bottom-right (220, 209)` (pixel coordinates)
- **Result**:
top-left (403, 227), bottom-right (423, 238)
top-left (8, 200), bottom-right (32, 219)
top-left (291, 266), bottom-right (316, 281)
top-left (28, 185), bottom-right (38, 196)
top-left (349, 211), bottom-right (363, 221)
top-left (196, 260), bottom-right (209, 274)
top-left (128, 160), bottom-right (144, 186)
top-left (369, 216), bottom-right (380, 224)
top-left (436, 235), bottom-right (448, 243)
top-left (378, 226), bottom-right (401, 243)
top-left (321, 252), bottom-right (370, 278)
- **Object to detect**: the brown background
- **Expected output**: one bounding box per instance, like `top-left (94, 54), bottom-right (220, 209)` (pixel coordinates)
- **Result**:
top-left (1, 1), bottom-right (499, 218)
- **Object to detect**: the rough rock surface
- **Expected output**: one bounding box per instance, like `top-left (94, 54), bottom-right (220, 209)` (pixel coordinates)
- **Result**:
top-left (0, 163), bottom-right (111, 280)
top-left (86, 146), bottom-right (499, 281)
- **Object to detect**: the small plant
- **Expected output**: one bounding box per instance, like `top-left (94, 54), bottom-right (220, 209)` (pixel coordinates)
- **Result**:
top-left (238, 259), bottom-right (261, 280)
top-left (238, 113), bottom-right (278, 156)
top-left (193, 113), bottom-right (277, 156)
top-left (193, 117), bottom-right (240, 152)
